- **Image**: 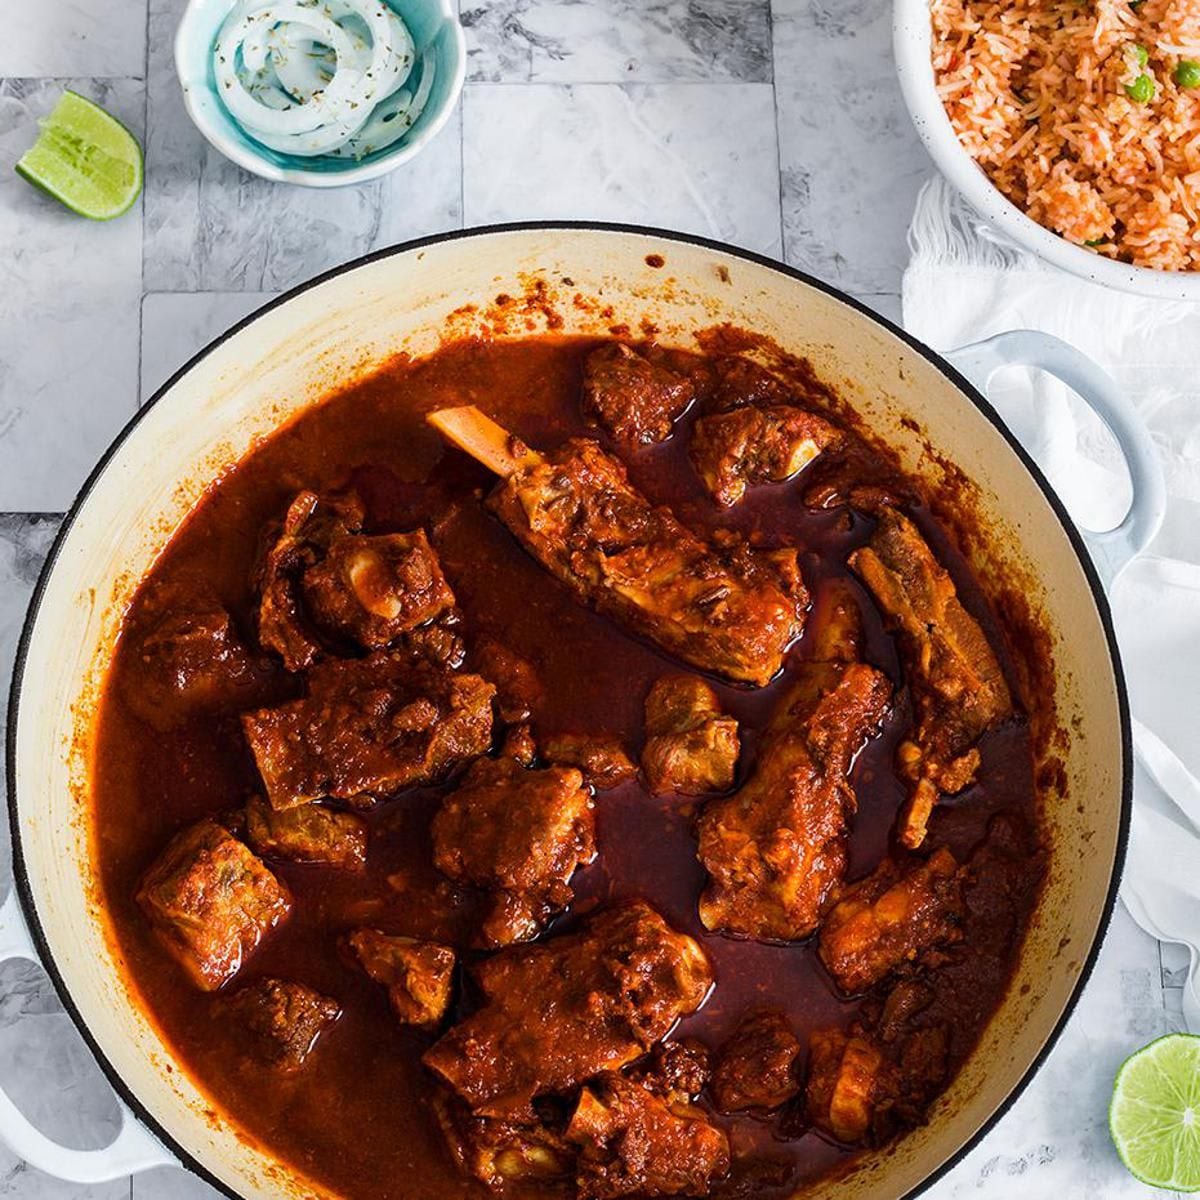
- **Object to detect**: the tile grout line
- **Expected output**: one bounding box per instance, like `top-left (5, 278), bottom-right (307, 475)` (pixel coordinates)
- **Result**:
top-left (463, 78), bottom-right (776, 89)
top-left (766, 4), bottom-right (786, 263)
top-left (1158, 937), bottom-right (1169, 1019)
top-left (137, 0), bottom-right (152, 413)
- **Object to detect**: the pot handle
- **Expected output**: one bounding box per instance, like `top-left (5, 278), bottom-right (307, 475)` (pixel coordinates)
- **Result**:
top-left (0, 891), bottom-right (177, 1181)
top-left (943, 330), bottom-right (1166, 588)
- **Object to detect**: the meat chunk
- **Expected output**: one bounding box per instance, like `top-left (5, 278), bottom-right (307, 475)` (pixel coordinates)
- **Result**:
top-left (542, 732), bottom-right (637, 790)
top-left (805, 1029), bottom-right (895, 1145)
top-left (223, 977), bottom-right (340, 1071)
top-left (581, 343), bottom-right (695, 447)
top-left (485, 435), bottom-right (806, 686)
top-left (347, 929), bottom-right (456, 1030)
top-left (707, 357), bottom-right (797, 413)
top-left (629, 1040), bottom-right (712, 1104)
top-left (432, 755), bottom-right (595, 947)
top-left (686, 355), bottom-right (842, 507)
top-left (424, 902), bottom-right (712, 1119)
top-left (500, 722), bottom-right (538, 768)
top-left (690, 405), bottom-right (842, 507)
top-left (818, 848), bottom-right (966, 995)
top-left (875, 979), bottom-right (935, 1042)
top-left (433, 1091), bottom-right (574, 1191)
top-left (890, 1025), bottom-right (951, 1129)
top-left (302, 528), bottom-right (456, 649)
top-left (241, 652), bottom-right (495, 809)
top-left (641, 675), bottom-right (739, 796)
top-left (855, 978), bottom-right (953, 1134)
top-left (474, 639), bottom-right (542, 723)
top-left (120, 579), bottom-right (267, 731)
top-left (256, 489), bottom-right (456, 669)
top-left (711, 1012), bottom-right (803, 1112)
top-left (566, 1072), bottom-right (730, 1199)
top-left (849, 509), bottom-right (1012, 848)
top-left (806, 1015), bottom-right (949, 1146)
top-left (696, 604), bottom-right (891, 940)
top-left (244, 794), bottom-right (367, 870)
top-left (256, 490), bottom-right (364, 670)
top-left (962, 811), bottom-right (1044, 959)
top-left (136, 820), bottom-right (291, 991)
top-left (399, 615), bottom-right (466, 671)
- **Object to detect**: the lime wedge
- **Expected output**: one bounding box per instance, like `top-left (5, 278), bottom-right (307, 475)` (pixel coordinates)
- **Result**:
top-left (1110, 1033), bottom-right (1200, 1191)
top-left (15, 90), bottom-right (143, 220)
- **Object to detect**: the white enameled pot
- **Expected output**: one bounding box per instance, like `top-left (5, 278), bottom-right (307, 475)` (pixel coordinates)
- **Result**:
top-left (3, 225), bottom-right (1165, 1199)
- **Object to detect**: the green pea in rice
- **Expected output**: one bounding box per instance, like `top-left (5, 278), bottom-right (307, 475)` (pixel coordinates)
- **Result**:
top-left (931, 0), bottom-right (1200, 271)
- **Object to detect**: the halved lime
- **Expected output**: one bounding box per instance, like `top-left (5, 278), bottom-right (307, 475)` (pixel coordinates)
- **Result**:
top-left (1110, 1033), bottom-right (1200, 1191)
top-left (15, 89), bottom-right (143, 220)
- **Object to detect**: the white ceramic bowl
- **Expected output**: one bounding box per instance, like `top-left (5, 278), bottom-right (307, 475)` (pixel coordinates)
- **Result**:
top-left (893, 0), bottom-right (1200, 301)
top-left (174, 0), bottom-right (465, 187)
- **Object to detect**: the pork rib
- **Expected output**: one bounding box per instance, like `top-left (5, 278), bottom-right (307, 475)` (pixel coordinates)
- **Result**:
top-left (850, 509), bottom-right (1012, 848)
top-left (427, 406), bottom-right (806, 686)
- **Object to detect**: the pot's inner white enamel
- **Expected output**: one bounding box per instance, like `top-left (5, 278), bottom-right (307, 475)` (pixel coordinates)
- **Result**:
top-left (12, 229), bottom-right (1122, 1200)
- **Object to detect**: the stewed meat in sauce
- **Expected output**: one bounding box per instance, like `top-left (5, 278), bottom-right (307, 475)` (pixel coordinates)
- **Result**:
top-left (818, 847), bottom-right (967, 996)
top-left (93, 333), bottom-right (1044, 1200)
top-left (431, 753), bottom-right (596, 947)
top-left (696, 583), bottom-right (892, 941)
top-left (641, 674), bottom-right (740, 797)
top-left (486, 434), bottom-right (809, 687)
top-left (710, 1011), bottom-right (804, 1113)
top-left (849, 508), bottom-right (1013, 849)
top-left (220, 976), bottom-right (341, 1071)
top-left (241, 651), bottom-right (496, 809)
top-left (346, 929), bottom-right (457, 1029)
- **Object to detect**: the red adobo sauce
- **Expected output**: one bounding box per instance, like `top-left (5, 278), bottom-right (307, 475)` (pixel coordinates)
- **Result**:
top-left (91, 336), bottom-right (1044, 1199)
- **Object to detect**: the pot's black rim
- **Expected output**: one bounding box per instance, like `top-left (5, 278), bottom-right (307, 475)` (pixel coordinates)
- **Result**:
top-left (6, 220), bottom-right (1132, 1200)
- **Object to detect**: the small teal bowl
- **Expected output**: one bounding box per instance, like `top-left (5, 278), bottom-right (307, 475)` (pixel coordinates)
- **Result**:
top-left (174, 0), bottom-right (464, 187)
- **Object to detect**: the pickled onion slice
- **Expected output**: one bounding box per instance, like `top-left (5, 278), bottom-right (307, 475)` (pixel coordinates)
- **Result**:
top-left (211, 0), bottom-right (424, 159)
top-left (332, 48), bottom-right (435, 159)
top-left (215, 3), bottom-right (371, 135)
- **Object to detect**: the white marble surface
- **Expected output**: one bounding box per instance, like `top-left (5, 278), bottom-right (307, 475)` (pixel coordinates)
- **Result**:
top-left (0, 79), bottom-right (143, 511)
top-left (0, 0), bottom-right (1185, 1196)
top-left (463, 83), bottom-right (782, 253)
top-left (4, 3), bottom-right (145, 79)
top-left (461, 0), bottom-right (773, 83)
top-left (774, 0), bottom-right (933, 293)
top-left (139, 292), bottom-right (278, 400)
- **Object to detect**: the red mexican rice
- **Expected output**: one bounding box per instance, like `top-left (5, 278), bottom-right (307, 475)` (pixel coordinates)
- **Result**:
top-left (931, 0), bottom-right (1200, 271)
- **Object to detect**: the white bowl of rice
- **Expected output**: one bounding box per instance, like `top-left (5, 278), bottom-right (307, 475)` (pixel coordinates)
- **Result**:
top-left (894, 0), bottom-right (1200, 299)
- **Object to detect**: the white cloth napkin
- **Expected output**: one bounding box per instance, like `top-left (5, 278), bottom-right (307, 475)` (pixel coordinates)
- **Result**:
top-left (903, 177), bottom-right (1200, 1030)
